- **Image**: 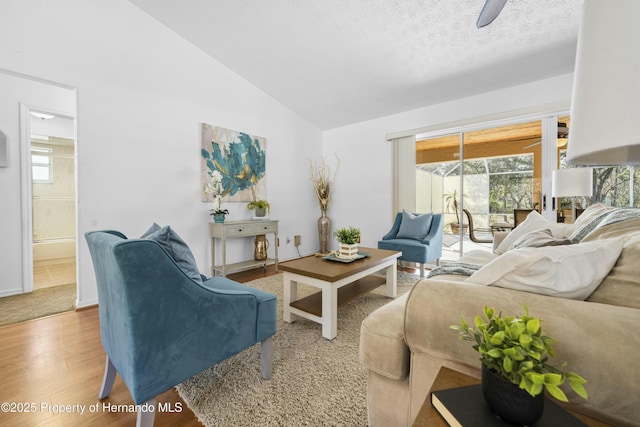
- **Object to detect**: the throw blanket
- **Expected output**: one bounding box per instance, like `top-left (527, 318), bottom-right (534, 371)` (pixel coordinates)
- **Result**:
top-left (427, 262), bottom-right (481, 279)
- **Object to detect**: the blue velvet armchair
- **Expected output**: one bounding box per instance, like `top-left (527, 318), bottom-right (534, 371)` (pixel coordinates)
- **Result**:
top-left (377, 212), bottom-right (443, 278)
top-left (85, 230), bottom-right (277, 426)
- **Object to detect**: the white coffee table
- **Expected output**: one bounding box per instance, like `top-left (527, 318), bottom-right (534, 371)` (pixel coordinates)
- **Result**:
top-left (280, 247), bottom-right (402, 340)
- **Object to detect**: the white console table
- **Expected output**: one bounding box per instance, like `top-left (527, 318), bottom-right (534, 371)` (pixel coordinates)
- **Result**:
top-left (210, 219), bottom-right (279, 276)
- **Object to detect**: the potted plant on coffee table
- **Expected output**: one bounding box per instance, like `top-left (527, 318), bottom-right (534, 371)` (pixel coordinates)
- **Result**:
top-left (450, 305), bottom-right (588, 425)
top-left (334, 226), bottom-right (361, 260)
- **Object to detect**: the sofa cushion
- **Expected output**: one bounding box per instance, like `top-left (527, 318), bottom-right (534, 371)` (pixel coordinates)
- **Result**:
top-left (495, 211), bottom-right (571, 254)
top-left (466, 239), bottom-right (623, 300)
top-left (142, 223), bottom-right (203, 284)
top-left (378, 238), bottom-right (429, 263)
top-left (583, 217), bottom-right (640, 309)
top-left (396, 211), bottom-right (433, 240)
top-left (360, 293), bottom-right (410, 380)
top-left (507, 229), bottom-right (572, 250)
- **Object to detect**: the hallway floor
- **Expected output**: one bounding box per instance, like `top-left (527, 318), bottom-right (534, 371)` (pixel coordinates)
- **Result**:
top-left (33, 261), bottom-right (76, 289)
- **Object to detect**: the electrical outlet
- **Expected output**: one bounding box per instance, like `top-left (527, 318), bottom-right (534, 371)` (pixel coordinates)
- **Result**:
top-left (294, 235), bottom-right (301, 246)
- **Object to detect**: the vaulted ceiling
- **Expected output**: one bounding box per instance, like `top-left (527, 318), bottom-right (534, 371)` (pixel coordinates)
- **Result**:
top-left (129, 0), bottom-right (584, 130)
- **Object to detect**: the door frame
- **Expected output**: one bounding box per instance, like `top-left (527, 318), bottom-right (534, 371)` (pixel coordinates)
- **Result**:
top-left (19, 103), bottom-right (76, 293)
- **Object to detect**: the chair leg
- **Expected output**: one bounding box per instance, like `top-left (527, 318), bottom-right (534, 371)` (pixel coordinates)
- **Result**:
top-left (136, 398), bottom-right (156, 427)
top-left (99, 355), bottom-right (117, 399)
top-left (260, 337), bottom-right (273, 379)
top-left (419, 264), bottom-right (425, 278)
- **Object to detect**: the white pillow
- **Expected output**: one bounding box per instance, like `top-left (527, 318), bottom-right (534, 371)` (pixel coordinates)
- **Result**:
top-left (495, 211), bottom-right (569, 254)
top-left (466, 239), bottom-right (623, 300)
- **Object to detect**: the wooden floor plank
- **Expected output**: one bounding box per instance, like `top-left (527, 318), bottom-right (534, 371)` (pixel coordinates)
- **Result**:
top-left (0, 266), bottom-right (279, 426)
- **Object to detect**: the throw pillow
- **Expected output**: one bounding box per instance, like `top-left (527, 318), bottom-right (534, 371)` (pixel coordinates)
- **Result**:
top-left (508, 229), bottom-right (572, 250)
top-left (466, 238), bottom-right (623, 300)
top-left (396, 211), bottom-right (433, 240)
top-left (495, 210), bottom-right (566, 254)
top-left (142, 224), bottom-right (203, 284)
top-left (141, 222), bottom-right (162, 238)
top-left (572, 203), bottom-right (615, 230)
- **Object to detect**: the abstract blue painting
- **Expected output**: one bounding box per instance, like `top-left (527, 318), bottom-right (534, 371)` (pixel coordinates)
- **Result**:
top-left (201, 123), bottom-right (267, 203)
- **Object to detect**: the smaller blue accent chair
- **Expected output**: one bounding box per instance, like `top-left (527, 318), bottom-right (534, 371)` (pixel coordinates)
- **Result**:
top-left (85, 230), bottom-right (277, 427)
top-left (377, 212), bottom-right (443, 278)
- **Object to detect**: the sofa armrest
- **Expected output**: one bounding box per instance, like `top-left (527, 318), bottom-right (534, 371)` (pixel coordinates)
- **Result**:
top-left (403, 278), bottom-right (640, 425)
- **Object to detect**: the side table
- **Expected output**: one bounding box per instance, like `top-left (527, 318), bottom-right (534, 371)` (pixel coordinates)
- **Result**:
top-left (412, 367), bottom-right (610, 427)
top-left (210, 219), bottom-right (278, 276)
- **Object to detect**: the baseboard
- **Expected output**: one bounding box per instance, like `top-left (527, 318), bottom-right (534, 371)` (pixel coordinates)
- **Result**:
top-left (75, 298), bottom-right (98, 309)
top-left (0, 288), bottom-right (26, 298)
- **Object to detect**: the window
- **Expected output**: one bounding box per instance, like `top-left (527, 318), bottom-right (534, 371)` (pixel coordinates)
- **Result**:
top-left (559, 151), bottom-right (639, 207)
top-left (31, 147), bottom-right (52, 183)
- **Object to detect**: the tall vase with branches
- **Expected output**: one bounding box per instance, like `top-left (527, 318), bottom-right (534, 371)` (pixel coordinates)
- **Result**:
top-left (310, 155), bottom-right (339, 254)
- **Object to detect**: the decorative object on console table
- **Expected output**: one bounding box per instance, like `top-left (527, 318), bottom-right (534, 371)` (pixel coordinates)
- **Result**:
top-left (212, 212), bottom-right (228, 223)
top-left (334, 226), bottom-right (361, 260)
top-left (253, 234), bottom-right (269, 261)
top-left (310, 155), bottom-right (339, 254)
top-left (450, 305), bottom-right (588, 425)
top-left (247, 198), bottom-right (270, 218)
top-left (205, 170), bottom-right (230, 223)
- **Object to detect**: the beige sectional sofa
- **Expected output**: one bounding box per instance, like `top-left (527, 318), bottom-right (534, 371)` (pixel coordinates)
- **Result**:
top-left (359, 204), bottom-right (640, 427)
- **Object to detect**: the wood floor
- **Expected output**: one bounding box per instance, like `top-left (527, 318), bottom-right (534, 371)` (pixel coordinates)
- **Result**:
top-left (0, 266), bottom-right (278, 427)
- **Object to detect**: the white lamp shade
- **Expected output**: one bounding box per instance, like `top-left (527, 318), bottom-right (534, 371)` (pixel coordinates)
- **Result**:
top-left (567, 0), bottom-right (640, 166)
top-left (552, 168), bottom-right (593, 198)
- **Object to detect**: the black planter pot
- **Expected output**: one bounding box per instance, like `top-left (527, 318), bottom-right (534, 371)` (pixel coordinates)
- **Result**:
top-left (482, 365), bottom-right (544, 425)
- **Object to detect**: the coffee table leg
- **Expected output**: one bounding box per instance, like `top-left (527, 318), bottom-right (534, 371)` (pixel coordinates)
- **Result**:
top-left (283, 273), bottom-right (297, 323)
top-left (385, 262), bottom-right (397, 298)
top-left (322, 286), bottom-right (338, 340)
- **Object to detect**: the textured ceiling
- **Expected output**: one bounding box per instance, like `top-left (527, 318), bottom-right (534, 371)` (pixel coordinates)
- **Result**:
top-left (129, 0), bottom-right (584, 130)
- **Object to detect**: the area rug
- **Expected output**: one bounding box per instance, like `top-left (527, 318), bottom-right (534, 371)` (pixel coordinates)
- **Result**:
top-left (0, 283), bottom-right (76, 327)
top-left (176, 271), bottom-right (420, 426)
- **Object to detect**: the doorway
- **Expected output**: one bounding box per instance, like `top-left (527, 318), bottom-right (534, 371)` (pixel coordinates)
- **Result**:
top-left (12, 104), bottom-right (77, 324)
top-left (30, 112), bottom-right (76, 292)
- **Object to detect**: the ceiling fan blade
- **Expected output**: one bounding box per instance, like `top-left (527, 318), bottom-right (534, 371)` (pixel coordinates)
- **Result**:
top-left (477, 0), bottom-right (508, 28)
top-left (523, 140), bottom-right (541, 149)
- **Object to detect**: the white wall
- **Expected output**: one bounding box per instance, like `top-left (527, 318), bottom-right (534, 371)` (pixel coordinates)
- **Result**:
top-left (322, 74), bottom-right (574, 250)
top-left (0, 0), bottom-right (322, 306)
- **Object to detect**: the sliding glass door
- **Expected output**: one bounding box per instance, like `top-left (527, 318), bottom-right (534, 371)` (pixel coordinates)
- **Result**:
top-left (416, 118), bottom-right (554, 261)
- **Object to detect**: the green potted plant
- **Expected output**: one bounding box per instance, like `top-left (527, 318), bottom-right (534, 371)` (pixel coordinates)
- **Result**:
top-left (334, 226), bottom-right (361, 259)
top-left (247, 199), bottom-right (270, 217)
top-left (450, 305), bottom-right (588, 425)
top-left (210, 207), bottom-right (229, 223)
